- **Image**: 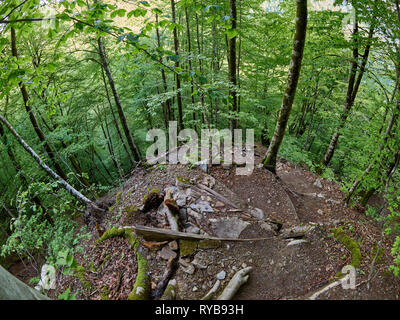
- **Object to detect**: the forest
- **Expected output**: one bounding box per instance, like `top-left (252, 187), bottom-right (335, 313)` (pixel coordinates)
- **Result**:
top-left (1, 0), bottom-right (400, 301)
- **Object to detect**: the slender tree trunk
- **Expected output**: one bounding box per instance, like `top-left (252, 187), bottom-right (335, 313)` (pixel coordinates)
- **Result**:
top-left (321, 21), bottom-right (375, 167)
top-left (100, 67), bottom-right (134, 167)
top-left (195, 6), bottom-right (206, 125)
top-left (185, 7), bottom-right (197, 128)
top-left (10, 27), bottom-right (68, 181)
top-left (228, 0), bottom-right (238, 131)
top-left (171, 0), bottom-right (184, 132)
top-left (155, 13), bottom-right (172, 126)
top-left (262, 0), bottom-right (308, 173)
top-left (97, 37), bottom-right (141, 162)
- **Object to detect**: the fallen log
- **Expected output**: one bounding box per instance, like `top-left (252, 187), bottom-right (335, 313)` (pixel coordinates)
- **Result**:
top-left (152, 257), bottom-right (178, 300)
top-left (130, 225), bottom-right (277, 242)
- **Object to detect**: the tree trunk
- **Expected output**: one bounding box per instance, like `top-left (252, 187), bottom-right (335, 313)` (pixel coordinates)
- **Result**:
top-left (155, 13), bottom-right (173, 127)
top-left (97, 37), bottom-right (141, 162)
top-left (101, 67), bottom-right (134, 167)
top-left (228, 0), bottom-right (238, 131)
top-left (262, 0), bottom-right (308, 173)
top-left (10, 27), bottom-right (68, 182)
top-left (171, 0), bottom-right (184, 132)
top-left (321, 21), bottom-right (374, 167)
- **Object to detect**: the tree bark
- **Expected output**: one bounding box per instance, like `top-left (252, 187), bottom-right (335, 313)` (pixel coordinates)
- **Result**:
top-left (97, 37), bottom-right (141, 162)
top-left (321, 21), bottom-right (375, 167)
top-left (262, 0), bottom-right (308, 173)
top-left (10, 27), bottom-right (68, 181)
top-left (228, 0), bottom-right (238, 131)
top-left (171, 0), bottom-right (184, 132)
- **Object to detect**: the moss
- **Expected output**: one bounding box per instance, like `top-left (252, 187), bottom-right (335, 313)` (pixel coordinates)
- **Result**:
top-left (101, 286), bottom-right (110, 300)
top-left (97, 227), bottom-right (126, 243)
top-left (127, 251), bottom-right (150, 300)
top-left (123, 205), bottom-right (140, 220)
top-left (115, 191), bottom-right (123, 205)
top-left (332, 227), bottom-right (362, 268)
top-left (371, 243), bottom-right (384, 265)
top-left (74, 265), bottom-right (92, 290)
top-left (198, 239), bottom-right (222, 250)
top-left (160, 280), bottom-right (177, 300)
top-left (179, 239), bottom-right (198, 257)
top-left (99, 254), bottom-right (111, 270)
top-left (143, 188), bottom-right (160, 203)
top-left (88, 261), bottom-right (96, 272)
top-left (176, 176), bottom-right (191, 185)
top-left (95, 227), bottom-right (149, 300)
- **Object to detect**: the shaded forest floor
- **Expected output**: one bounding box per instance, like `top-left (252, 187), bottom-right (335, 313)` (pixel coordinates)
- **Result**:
top-left (9, 145), bottom-right (400, 300)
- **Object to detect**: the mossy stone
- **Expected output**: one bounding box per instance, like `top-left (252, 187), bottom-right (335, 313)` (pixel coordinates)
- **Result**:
top-left (179, 240), bottom-right (198, 257)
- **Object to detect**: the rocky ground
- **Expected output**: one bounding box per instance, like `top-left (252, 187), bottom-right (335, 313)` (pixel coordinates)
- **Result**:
top-left (12, 145), bottom-right (400, 300)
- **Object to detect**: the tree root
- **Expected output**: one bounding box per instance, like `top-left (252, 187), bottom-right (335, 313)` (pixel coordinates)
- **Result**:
top-left (217, 267), bottom-right (252, 300)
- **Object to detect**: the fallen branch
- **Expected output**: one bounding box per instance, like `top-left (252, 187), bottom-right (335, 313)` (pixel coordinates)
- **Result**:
top-left (217, 267), bottom-right (252, 300)
top-left (131, 225), bottom-right (276, 242)
top-left (201, 280), bottom-right (221, 300)
top-left (152, 257), bottom-right (178, 300)
top-left (164, 189), bottom-right (180, 232)
top-left (195, 183), bottom-right (240, 209)
top-left (308, 280), bottom-right (341, 300)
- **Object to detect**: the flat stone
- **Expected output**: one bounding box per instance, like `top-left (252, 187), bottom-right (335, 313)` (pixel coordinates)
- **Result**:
top-left (159, 246), bottom-right (177, 260)
top-left (249, 207), bottom-right (265, 220)
top-left (215, 201), bottom-right (225, 208)
top-left (192, 257), bottom-right (208, 270)
top-left (168, 240), bottom-right (179, 251)
top-left (186, 225), bottom-right (201, 234)
top-left (211, 217), bottom-right (250, 239)
top-left (187, 208), bottom-right (202, 220)
top-left (216, 271), bottom-right (226, 280)
top-left (190, 201), bottom-right (214, 213)
top-left (180, 264), bottom-right (195, 275)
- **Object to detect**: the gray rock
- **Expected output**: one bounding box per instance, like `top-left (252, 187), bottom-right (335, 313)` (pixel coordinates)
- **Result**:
top-left (180, 264), bottom-right (195, 275)
top-left (187, 208), bottom-right (202, 220)
top-left (192, 256), bottom-right (208, 269)
top-left (249, 207), bottom-right (265, 220)
top-left (314, 178), bottom-right (323, 189)
top-left (160, 246), bottom-right (177, 260)
top-left (169, 241), bottom-right (179, 251)
top-left (190, 201), bottom-right (214, 213)
top-left (216, 271), bottom-right (226, 280)
top-left (186, 225), bottom-right (201, 234)
top-left (211, 217), bottom-right (250, 238)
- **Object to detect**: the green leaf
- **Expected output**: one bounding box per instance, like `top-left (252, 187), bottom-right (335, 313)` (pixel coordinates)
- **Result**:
top-left (226, 28), bottom-right (238, 39)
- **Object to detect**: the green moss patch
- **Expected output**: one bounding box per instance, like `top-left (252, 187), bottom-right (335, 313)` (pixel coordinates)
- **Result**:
top-left (74, 265), bottom-right (92, 290)
top-left (179, 239), bottom-right (221, 257)
top-left (332, 227), bottom-right (362, 268)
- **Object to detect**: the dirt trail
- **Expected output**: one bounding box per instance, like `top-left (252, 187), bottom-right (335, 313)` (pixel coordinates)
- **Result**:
top-left (9, 146), bottom-right (400, 300)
